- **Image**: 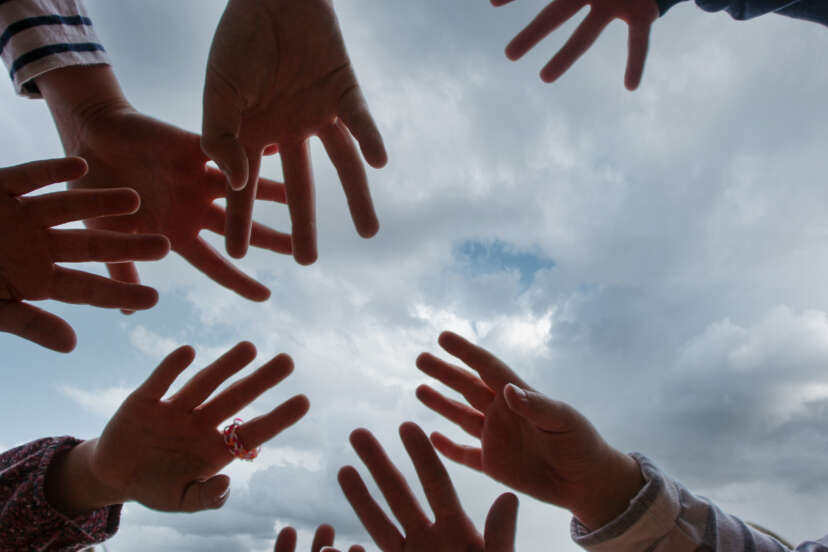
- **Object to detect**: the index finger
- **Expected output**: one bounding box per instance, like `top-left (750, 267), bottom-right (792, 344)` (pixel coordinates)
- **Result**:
top-left (281, 140), bottom-right (317, 265)
top-left (0, 157), bottom-right (87, 196)
top-left (437, 332), bottom-right (529, 391)
top-left (311, 524), bottom-right (335, 552)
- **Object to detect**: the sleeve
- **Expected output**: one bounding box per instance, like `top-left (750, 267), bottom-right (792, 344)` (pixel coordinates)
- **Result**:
top-left (570, 454), bottom-right (827, 552)
top-left (0, 436), bottom-right (122, 552)
top-left (655, 0), bottom-right (828, 26)
top-left (0, 0), bottom-right (111, 98)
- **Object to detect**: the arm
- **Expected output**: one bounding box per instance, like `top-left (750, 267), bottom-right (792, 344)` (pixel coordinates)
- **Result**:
top-left (657, 1), bottom-right (828, 25)
top-left (0, 437), bottom-right (120, 552)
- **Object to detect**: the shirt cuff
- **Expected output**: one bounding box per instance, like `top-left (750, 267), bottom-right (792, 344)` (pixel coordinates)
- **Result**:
top-left (656, 0), bottom-right (688, 16)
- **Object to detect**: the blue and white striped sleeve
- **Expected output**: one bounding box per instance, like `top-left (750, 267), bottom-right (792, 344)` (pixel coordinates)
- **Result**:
top-left (571, 454), bottom-right (828, 552)
top-left (0, 0), bottom-right (110, 98)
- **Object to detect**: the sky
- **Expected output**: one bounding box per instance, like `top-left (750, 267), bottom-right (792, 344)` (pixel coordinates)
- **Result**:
top-left (2, 1), bottom-right (828, 550)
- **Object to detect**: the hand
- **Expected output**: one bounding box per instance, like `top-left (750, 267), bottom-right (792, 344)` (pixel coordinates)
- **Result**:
top-left (0, 157), bottom-right (169, 352)
top-left (45, 342), bottom-right (310, 515)
top-left (494, 0), bottom-right (660, 90)
top-left (38, 65), bottom-right (292, 304)
top-left (203, 0), bottom-right (388, 262)
top-left (338, 422), bottom-right (519, 552)
top-left (274, 524), bottom-right (364, 552)
top-left (416, 331), bottom-right (644, 530)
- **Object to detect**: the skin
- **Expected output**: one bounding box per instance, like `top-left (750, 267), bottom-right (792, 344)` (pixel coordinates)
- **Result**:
top-left (0, 157), bottom-right (169, 352)
top-left (338, 422), bottom-right (519, 552)
top-left (416, 331), bottom-right (645, 530)
top-left (274, 524), bottom-right (365, 552)
top-left (44, 342), bottom-right (310, 516)
top-left (493, 0), bottom-right (661, 90)
top-left (36, 65), bottom-right (292, 306)
top-left (203, 0), bottom-right (388, 262)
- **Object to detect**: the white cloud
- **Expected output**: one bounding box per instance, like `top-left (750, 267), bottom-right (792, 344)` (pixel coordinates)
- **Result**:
top-left (57, 384), bottom-right (131, 419)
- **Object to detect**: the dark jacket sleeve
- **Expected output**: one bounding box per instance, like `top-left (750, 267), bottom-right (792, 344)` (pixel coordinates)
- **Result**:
top-left (656, 0), bottom-right (828, 26)
top-left (0, 437), bottom-right (121, 552)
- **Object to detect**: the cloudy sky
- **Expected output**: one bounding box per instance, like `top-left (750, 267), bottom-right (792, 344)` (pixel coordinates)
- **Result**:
top-left (2, 1), bottom-right (828, 550)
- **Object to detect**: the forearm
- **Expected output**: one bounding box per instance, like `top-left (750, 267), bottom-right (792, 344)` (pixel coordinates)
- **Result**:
top-left (572, 454), bottom-right (801, 552)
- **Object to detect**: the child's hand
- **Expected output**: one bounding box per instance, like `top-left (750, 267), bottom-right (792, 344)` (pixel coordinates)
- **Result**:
top-left (274, 524), bottom-right (364, 552)
top-left (494, 0), bottom-right (660, 90)
top-left (338, 422), bottom-right (519, 552)
top-left (0, 157), bottom-right (169, 352)
top-left (46, 342), bottom-right (310, 515)
top-left (416, 331), bottom-right (644, 530)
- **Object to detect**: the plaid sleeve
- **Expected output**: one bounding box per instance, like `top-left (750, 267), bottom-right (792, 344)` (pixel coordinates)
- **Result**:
top-left (0, 0), bottom-right (110, 98)
top-left (0, 436), bottom-right (122, 551)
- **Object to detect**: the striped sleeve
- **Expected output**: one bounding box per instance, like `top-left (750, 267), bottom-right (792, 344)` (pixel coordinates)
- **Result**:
top-left (0, 0), bottom-right (110, 98)
top-left (571, 454), bottom-right (826, 552)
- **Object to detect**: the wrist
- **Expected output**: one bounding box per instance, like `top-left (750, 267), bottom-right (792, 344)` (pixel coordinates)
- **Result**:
top-left (570, 449), bottom-right (645, 531)
top-left (44, 438), bottom-right (125, 517)
top-left (36, 65), bottom-right (133, 154)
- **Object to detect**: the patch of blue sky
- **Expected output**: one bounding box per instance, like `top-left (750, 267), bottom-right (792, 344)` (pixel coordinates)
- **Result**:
top-left (452, 239), bottom-right (555, 289)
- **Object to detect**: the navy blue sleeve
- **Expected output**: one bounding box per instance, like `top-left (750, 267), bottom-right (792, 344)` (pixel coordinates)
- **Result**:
top-left (656, 0), bottom-right (828, 26)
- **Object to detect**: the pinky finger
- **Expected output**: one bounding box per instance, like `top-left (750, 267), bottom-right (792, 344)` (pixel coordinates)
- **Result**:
top-left (429, 431), bottom-right (483, 471)
top-left (238, 394), bottom-right (310, 449)
top-left (0, 301), bottom-right (76, 352)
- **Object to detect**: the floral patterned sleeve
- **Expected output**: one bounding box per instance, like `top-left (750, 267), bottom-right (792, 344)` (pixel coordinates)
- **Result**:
top-left (0, 436), bottom-right (121, 551)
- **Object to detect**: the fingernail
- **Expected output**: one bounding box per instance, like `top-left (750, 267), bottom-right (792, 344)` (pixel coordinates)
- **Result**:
top-left (506, 384), bottom-right (528, 402)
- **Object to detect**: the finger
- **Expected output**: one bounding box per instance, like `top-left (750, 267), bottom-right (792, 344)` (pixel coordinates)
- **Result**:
top-left (624, 23), bottom-right (651, 91)
top-left (23, 188), bottom-right (140, 227)
top-left (540, 10), bottom-right (612, 83)
top-left (491, 0), bottom-right (517, 5)
top-left (263, 144), bottom-right (279, 156)
top-left (104, 262), bottom-right (141, 316)
top-left (223, 148), bottom-right (261, 259)
top-left (200, 353), bottom-right (294, 425)
top-left (318, 121), bottom-right (379, 239)
top-left (49, 266), bottom-right (159, 310)
top-left (503, 383), bottom-right (575, 432)
top-left (237, 394), bottom-right (310, 449)
top-left (311, 524), bottom-right (335, 552)
top-left (0, 301), bottom-right (76, 352)
top-left (337, 466), bottom-right (404, 552)
top-left (416, 352), bottom-right (495, 412)
top-left (505, 0), bottom-right (585, 60)
top-left (177, 237), bottom-right (271, 302)
top-left (337, 84), bottom-right (388, 169)
top-left (484, 493), bottom-right (519, 552)
top-left (256, 177), bottom-right (288, 203)
top-left (202, 77), bottom-right (248, 191)
top-left (204, 206), bottom-right (292, 255)
top-left (48, 229), bottom-right (170, 263)
top-left (437, 332), bottom-right (529, 392)
top-left (1, 156), bottom-right (87, 196)
top-left (398, 422), bottom-right (465, 520)
top-left (132, 345), bottom-right (196, 400)
top-left (274, 527), bottom-right (297, 552)
top-left (180, 473), bottom-right (231, 512)
top-left (429, 432), bottom-right (483, 472)
top-left (168, 341), bottom-right (257, 410)
top-left (281, 141), bottom-right (317, 265)
top-left (348, 428), bottom-right (429, 531)
top-left (415, 385), bottom-right (485, 439)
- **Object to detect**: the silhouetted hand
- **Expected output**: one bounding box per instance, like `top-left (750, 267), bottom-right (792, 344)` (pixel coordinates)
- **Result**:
top-left (338, 422), bottom-right (519, 551)
top-left (45, 342), bottom-right (310, 516)
top-left (0, 157), bottom-right (169, 352)
top-left (494, 0), bottom-right (659, 90)
top-left (416, 331), bottom-right (644, 530)
top-left (203, 0), bottom-right (387, 262)
top-left (274, 524), bottom-right (364, 552)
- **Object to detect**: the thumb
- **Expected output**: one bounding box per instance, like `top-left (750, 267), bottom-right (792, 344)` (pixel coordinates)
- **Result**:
top-left (503, 383), bottom-right (573, 432)
top-left (181, 474), bottom-right (231, 512)
top-left (0, 301), bottom-right (76, 352)
top-left (202, 74), bottom-right (249, 191)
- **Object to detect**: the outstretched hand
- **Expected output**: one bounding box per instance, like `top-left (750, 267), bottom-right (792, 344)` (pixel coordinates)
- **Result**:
top-left (338, 422), bottom-right (519, 552)
top-left (46, 342), bottom-right (310, 515)
top-left (274, 524), bottom-right (364, 552)
top-left (0, 157), bottom-right (169, 352)
top-left (494, 0), bottom-right (659, 90)
top-left (416, 331), bottom-right (644, 530)
top-left (203, 0), bottom-right (387, 262)
top-left (67, 107), bottom-right (292, 303)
